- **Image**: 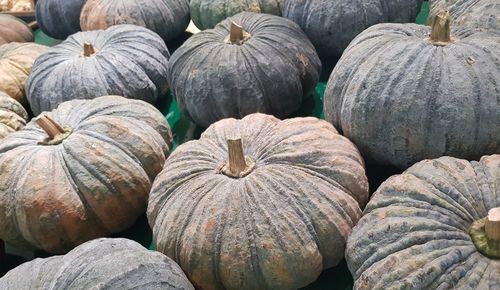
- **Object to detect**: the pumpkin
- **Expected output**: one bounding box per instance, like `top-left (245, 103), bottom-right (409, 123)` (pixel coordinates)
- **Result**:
top-left (0, 91), bottom-right (28, 139)
top-left (35, 0), bottom-right (86, 40)
top-left (148, 113), bottom-right (369, 290)
top-left (168, 12), bottom-right (321, 128)
top-left (281, 0), bottom-right (424, 57)
top-left (0, 238), bottom-right (195, 290)
top-left (0, 42), bottom-right (48, 107)
top-left (26, 24), bottom-right (170, 116)
top-left (346, 155), bottom-right (500, 289)
top-left (0, 95), bottom-right (172, 253)
top-left (0, 14), bottom-right (33, 44)
top-left (429, 0), bottom-right (499, 30)
top-left (190, 0), bottom-right (282, 30)
top-left (323, 11), bottom-right (500, 169)
top-left (80, 0), bottom-right (190, 43)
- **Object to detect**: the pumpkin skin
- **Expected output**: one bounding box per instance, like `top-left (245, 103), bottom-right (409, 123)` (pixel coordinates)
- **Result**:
top-left (80, 0), bottom-right (190, 43)
top-left (0, 238), bottom-right (195, 290)
top-left (190, 0), bottom-right (282, 30)
top-left (323, 22), bottom-right (500, 169)
top-left (0, 95), bottom-right (172, 253)
top-left (168, 12), bottom-right (321, 128)
top-left (346, 155), bottom-right (500, 289)
top-left (0, 91), bottom-right (28, 139)
top-left (26, 24), bottom-right (170, 116)
top-left (0, 14), bottom-right (33, 45)
top-left (282, 0), bottom-right (423, 57)
top-left (148, 113), bottom-right (369, 290)
top-left (429, 0), bottom-right (499, 30)
top-left (0, 42), bottom-right (48, 107)
top-left (35, 0), bottom-right (86, 40)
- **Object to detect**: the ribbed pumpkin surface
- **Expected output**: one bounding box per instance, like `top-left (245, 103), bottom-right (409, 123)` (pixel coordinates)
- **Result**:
top-left (0, 91), bottom-right (28, 139)
top-left (0, 15), bottom-right (33, 45)
top-left (324, 23), bottom-right (500, 169)
top-left (0, 42), bottom-right (48, 107)
top-left (80, 0), bottom-right (190, 43)
top-left (0, 96), bottom-right (172, 253)
top-left (35, 0), bottom-right (86, 39)
top-left (148, 113), bottom-right (368, 290)
top-left (26, 24), bottom-right (170, 116)
top-left (190, 0), bottom-right (282, 30)
top-left (346, 155), bottom-right (500, 289)
top-left (0, 238), bottom-right (195, 289)
top-left (168, 12), bottom-right (321, 128)
top-left (429, 0), bottom-right (499, 30)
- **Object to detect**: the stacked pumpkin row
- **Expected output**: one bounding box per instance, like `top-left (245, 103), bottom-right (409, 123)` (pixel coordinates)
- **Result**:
top-left (0, 0), bottom-right (498, 289)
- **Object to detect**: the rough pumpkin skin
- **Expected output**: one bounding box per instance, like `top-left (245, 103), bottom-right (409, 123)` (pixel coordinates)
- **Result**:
top-left (35, 0), bottom-right (86, 40)
top-left (429, 0), bottom-right (499, 30)
top-left (0, 15), bottom-right (33, 45)
top-left (26, 24), bottom-right (170, 116)
top-left (0, 91), bottom-right (28, 140)
top-left (346, 155), bottom-right (500, 289)
top-left (0, 42), bottom-right (48, 107)
top-left (323, 22), bottom-right (500, 169)
top-left (0, 95), bottom-right (172, 253)
top-left (148, 113), bottom-right (369, 290)
top-left (281, 0), bottom-right (423, 57)
top-left (80, 0), bottom-right (190, 43)
top-left (190, 0), bottom-right (282, 30)
top-left (0, 238), bottom-right (195, 290)
top-left (168, 12), bottom-right (321, 128)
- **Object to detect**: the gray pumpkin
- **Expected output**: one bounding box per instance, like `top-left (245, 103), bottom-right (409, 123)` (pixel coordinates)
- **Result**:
top-left (190, 0), bottom-right (282, 30)
top-left (324, 12), bottom-right (500, 169)
top-left (80, 0), bottom-right (190, 43)
top-left (148, 113), bottom-right (369, 290)
top-left (0, 95), bottom-right (172, 253)
top-left (282, 0), bottom-right (423, 57)
top-left (346, 155), bottom-right (500, 289)
top-left (35, 0), bottom-right (86, 40)
top-left (168, 12), bottom-right (321, 128)
top-left (429, 0), bottom-right (499, 30)
top-left (0, 238), bottom-right (195, 290)
top-left (26, 24), bottom-right (170, 116)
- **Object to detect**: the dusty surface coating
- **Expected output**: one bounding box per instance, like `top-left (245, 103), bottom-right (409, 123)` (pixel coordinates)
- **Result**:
top-left (324, 23), bottom-right (500, 169)
top-left (26, 24), bottom-right (170, 116)
top-left (168, 12), bottom-right (321, 128)
top-left (346, 155), bottom-right (500, 289)
top-left (0, 42), bottom-right (48, 107)
top-left (35, 0), bottom-right (86, 39)
top-left (0, 15), bottom-right (33, 45)
top-left (0, 238), bottom-right (195, 289)
top-left (148, 113), bottom-right (369, 290)
top-left (0, 95), bottom-right (172, 253)
top-left (190, 0), bottom-right (282, 30)
top-left (0, 91), bottom-right (28, 140)
top-left (80, 0), bottom-right (190, 43)
top-left (282, 0), bottom-right (423, 57)
top-left (429, 0), bottom-right (499, 30)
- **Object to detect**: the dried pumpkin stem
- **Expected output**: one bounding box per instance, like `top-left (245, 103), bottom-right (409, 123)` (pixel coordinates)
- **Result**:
top-left (227, 138), bottom-right (247, 175)
top-left (230, 22), bottom-right (244, 43)
top-left (27, 21), bottom-right (38, 30)
top-left (35, 114), bottom-right (65, 139)
top-left (430, 10), bottom-right (452, 46)
top-left (486, 208), bottom-right (500, 242)
top-left (83, 42), bottom-right (96, 57)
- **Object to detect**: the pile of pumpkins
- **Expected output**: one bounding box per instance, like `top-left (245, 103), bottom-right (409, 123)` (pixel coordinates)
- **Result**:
top-left (0, 0), bottom-right (498, 289)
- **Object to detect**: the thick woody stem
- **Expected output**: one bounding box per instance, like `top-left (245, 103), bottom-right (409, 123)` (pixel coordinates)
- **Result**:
top-left (27, 21), bottom-right (38, 30)
top-left (227, 138), bottom-right (247, 176)
top-left (35, 114), bottom-right (65, 139)
top-left (486, 208), bottom-right (500, 242)
top-left (229, 22), bottom-right (244, 43)
top-left (83, 42), bottom-right (96, 57)
top-left (430, 10), bottom-right (452, 45)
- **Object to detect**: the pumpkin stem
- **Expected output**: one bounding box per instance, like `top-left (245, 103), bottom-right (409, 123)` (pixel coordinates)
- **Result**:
top-left (430, 10), bottom-right (452, 46)
top-left (35, 114), bottom-right (66, 139)
top-left (83, 42), bottom-right (96, 57)
top-left (486, 208), bottom-right (500, 242)
top-left (221, 138), bottom-right (256, 178)
top-left (27, 21), bottom-right (38, 30)
top-left (225, 22), bottom-right (251, 45)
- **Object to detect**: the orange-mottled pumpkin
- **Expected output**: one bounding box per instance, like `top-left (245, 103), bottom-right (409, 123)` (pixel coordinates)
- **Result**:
top-left (0, 95), bottom-right (172, 253)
